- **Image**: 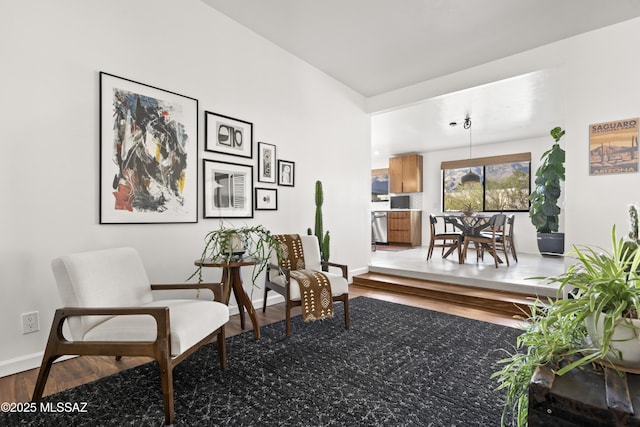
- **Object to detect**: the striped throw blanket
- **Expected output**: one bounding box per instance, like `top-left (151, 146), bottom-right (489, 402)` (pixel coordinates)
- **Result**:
top-left (275, 234), bottom-right (333, 322)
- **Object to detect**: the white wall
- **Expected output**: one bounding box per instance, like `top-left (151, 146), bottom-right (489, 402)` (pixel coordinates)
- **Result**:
top-left (0, 0), bottom-right (370, 376)
top-left (562, 18), bottom-right (640, 249)
top-left (371, 17), bottom-right (640, 255)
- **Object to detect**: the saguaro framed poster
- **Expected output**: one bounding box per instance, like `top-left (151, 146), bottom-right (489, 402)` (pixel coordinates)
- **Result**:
top-left (99, 72), bottom-right (198, 223)
top-left (589, 118), bottom-right (639, 175)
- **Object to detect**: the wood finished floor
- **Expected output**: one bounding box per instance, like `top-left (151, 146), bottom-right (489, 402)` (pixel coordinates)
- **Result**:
top-left (0, 284), bottom-right (521, 403)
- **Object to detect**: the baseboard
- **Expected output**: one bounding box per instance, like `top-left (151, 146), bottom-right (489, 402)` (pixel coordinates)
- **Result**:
top-left (226, 293), bottom-right (284, 316)
top-left (0, 352), bottom-right (76, 379)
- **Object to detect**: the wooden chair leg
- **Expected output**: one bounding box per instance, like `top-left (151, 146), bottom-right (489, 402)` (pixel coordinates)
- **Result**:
top-left (32, 353), bottom-right (58, 402)
top-left (343, 298), bottom-right (350, 330)
top-left (262, 287), bottom-right (269, 313)
top-left (427, 239), bottom-right (434, 260)
top-left (511, 243), bottom-right (518, 262)
top-left (158, 357), bottom-right (174, 425)
top-left (491, 245), bottom-right (499, 268)
top-left (217, 327), bottom-right (227, 369)
top-left (502, 244), bottom-right (510, 266)
top-left (285, 302), bottom-right (292, 337)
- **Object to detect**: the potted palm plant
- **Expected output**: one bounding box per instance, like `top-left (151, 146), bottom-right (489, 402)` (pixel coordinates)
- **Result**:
top-left (492, 205), bottom-right (640, 426)
top-left (529, 126), bottom-right (566, 256)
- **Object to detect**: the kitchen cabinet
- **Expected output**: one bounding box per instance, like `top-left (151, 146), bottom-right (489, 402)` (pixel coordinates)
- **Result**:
top-left (387, 211), bottom-right (422, 246)
top-left (389, 154), bottom-right (423, 193)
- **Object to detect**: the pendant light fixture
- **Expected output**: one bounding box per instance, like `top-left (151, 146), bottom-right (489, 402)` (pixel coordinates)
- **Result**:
top-left (460, 115), bottom-right (481, 185)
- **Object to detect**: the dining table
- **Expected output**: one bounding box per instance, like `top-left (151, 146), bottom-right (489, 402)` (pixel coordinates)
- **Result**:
top-left (440, 213), bottom-right (504, 264)
top-left (443, 213), bottom-right (493, 236)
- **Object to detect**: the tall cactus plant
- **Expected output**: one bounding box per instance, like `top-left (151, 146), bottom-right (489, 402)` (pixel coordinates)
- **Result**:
top-left (307, 180), bottom-right (330, 271)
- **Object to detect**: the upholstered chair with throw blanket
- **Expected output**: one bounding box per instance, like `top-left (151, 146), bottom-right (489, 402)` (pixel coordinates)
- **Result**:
top-left (32, 247), bottom-right (230, 425)
top-left (263, 234), bottom-right (349, 337)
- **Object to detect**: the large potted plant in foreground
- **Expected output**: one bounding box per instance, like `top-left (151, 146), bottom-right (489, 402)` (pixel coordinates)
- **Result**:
top-left (529, 126), bottom-right (566, 256)
top-left (492, 205), bottom-right (640, 426)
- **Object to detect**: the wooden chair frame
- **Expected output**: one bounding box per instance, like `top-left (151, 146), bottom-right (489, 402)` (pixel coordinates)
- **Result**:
top-left (463, 214), bottom-right (510, 268)
top-left (427, 215), bottom-right (464, 263)
top-left (263, 261), bottom-right (350, 337)
top-left (505, 214), bottom-right (518, 262)
top-left (32, 283), bottom-right (226, 425)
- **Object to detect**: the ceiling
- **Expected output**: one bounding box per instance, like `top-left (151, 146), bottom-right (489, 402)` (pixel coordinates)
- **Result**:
top-left (201, 0), bottom-right (640, 162)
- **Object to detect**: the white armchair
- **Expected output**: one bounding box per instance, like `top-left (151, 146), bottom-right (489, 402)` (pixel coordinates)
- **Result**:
top-left (262, 234), bottom-right (349, 336)
top-left (31, 247), bottom-right (229, 425)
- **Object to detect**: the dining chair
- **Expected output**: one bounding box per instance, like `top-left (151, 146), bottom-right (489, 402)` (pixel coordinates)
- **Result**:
top-left (427, 214), bottom-right (464, 263)
top-left (32, 247), bottom-right (230, 425)
top-left (505, 214), bottom-right (518, 262)
top-left (463, 213), bottom-right (509, 268)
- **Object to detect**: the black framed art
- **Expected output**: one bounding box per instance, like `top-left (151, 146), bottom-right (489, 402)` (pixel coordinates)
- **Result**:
top-left (257, 142), bottom-right (277, 183)
top-left (203, 159), bottom-right (253, 218)
top-left (255, 187), bottom-right (277, 210)
top-left (99, 72), bottom-right (198, 224)
top-left (205, 111), bottom-right (253, 159)
top-left (278, 160), bottom-right (295, 187)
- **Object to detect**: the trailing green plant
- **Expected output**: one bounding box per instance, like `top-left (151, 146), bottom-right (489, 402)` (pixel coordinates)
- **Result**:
top-left (307, 180), bottom-right (330, 271)
top-left (189, 221), bottom-right (282, 295)
top-left (491, 301), bottom-right (588, 427)
top-left (493, 223), bottom-right (640, 426)
top-left (529, 126), bottom-right (566, 233)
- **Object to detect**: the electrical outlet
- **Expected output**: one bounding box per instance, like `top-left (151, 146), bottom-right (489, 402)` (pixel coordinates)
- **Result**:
top-left (22, 311), bottom-right (39, 334)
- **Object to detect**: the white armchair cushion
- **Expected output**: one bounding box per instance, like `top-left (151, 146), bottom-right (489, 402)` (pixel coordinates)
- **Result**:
top-left (269, 271), bottom-right (348, 301)
top-left (82, 299), bottom-right (229, 357)
top-left (52, 247), bottom-right (155, 339)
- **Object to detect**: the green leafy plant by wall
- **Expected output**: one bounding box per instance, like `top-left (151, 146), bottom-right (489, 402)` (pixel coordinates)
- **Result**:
top-left (529, 126), bottom-right (566, 233)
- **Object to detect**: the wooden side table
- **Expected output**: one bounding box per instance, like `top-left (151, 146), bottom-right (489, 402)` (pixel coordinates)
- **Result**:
top-left (194, 258), bottom-right (261, 340)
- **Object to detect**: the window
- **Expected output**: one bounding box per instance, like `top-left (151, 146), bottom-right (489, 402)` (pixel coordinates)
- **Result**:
top-left (441, 153), bottom-right (531, 212)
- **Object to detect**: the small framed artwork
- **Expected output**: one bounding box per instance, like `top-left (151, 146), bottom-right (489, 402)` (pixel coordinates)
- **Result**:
top-left (278, 160), bottom-right (295, 187)
top-left (205, 111), bottom-right (253, 159)
top-left (99, 72), bottom-right (198, 224)
top-left (257, 142), bottom-right (277, 183)
top-left (203, 159), bottom-right (253, 218)
top-left (255, 188), bottom-right (277, 210)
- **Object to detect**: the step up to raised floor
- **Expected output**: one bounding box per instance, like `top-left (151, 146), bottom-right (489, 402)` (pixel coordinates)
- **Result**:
top-left (352, 272), bottom-right (541, 318)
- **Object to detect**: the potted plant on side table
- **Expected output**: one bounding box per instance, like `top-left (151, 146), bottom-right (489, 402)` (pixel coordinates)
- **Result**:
top-left (529, 126), bottom-right (566, 256)
top-left (189, 222), bottom-right (282, 295)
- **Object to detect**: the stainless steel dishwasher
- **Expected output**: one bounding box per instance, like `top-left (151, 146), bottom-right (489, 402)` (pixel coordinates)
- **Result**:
top-left (372, 211), bottom-right (388, 243)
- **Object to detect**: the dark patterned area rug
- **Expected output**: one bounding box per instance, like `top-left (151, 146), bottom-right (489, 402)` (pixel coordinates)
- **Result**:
top-left (2, 297), bottom-right (519, 426)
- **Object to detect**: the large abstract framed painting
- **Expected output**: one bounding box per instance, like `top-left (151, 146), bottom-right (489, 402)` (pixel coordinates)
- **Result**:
top-left (205, 111), bottom-right (253, 159)
top-left (278, 160), bottom-right (295, 187)
top-left (257, 142), bottom-right (277, 183)
top-left (203, 160), bottom-right (253, 219)
top-left (589, 118), bottom-right (639, 175)
top-left (99, 72), bottom-right (198, 224)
